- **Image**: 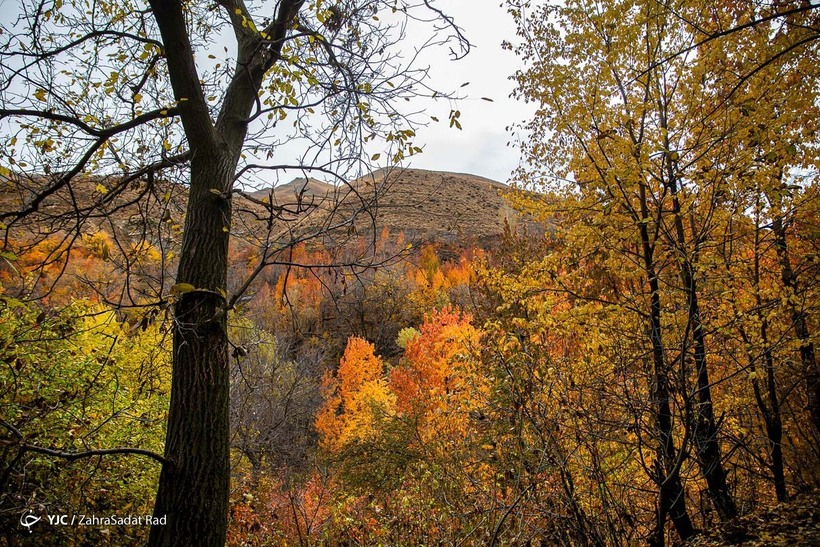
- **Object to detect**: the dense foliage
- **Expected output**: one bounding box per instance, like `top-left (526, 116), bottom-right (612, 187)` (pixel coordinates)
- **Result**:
top-left (0, 296), bottom-right (169, 544)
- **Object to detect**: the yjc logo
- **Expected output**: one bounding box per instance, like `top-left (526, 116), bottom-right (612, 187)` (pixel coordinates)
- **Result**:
top-left (20, 510), bottom-right (41, 533)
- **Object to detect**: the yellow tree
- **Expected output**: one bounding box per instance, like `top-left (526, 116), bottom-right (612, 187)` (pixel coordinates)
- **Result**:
top-left (705, 1), bottom-right (820, 502)
top-left (507, 0), bottom-right (819, 541)
top-left (0, 297), bottom-right (170, 544)
top-left (692, 0), bottom-right (820, 440)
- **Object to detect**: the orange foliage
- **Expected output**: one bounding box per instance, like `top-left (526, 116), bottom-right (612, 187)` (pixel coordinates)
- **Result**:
top-left (315, 337), bottom-right (395, 453)
top-left (391, 308), bottom-right (473, 410)
top-left (228, 472), bottom-right (334, 546)
top-left (390, 308), bottom-right (485, 437)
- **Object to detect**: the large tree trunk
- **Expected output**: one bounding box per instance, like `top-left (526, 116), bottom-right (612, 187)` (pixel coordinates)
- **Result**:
top-left (145, 0), bottom-right (303, 542)
top-left (148, 153), bottom-right (234, 546)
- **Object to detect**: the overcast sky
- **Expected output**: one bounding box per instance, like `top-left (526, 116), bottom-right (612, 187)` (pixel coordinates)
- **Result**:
top-left (397, 1), bottom-right (535, 184)
top-left (0, 1), bottom-right (532, 185)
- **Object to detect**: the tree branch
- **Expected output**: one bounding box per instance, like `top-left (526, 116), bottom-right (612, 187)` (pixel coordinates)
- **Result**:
top-left (634, 3), bottom-right (820, 80)
top-left (0, 107), bottom-right (181, 224)
top-left (1, 420), bottom-right (170, 466)
top-left (148, 0), bottom-right (218, 153)
top-left (21, 443), bottom-right (171, 466)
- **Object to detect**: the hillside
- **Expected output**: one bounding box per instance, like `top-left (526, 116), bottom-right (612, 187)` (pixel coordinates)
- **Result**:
top-left (1, 167), bottom-right (519, 253)
top-left (245, 167), bottom-right (519, 247)
top-left (351, 167), bottom-right (517, 244)
top-left (248, 177), bottom-right (335, 203)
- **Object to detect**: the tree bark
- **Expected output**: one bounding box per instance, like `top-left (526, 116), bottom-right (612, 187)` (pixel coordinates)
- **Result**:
top-left (148, 154), bottom-right (234, 546)
top-left (752, 215), bottom-right (787, 501)
top-left (683, 259), bottom-right (737, 521)
top-left (638, 183), bottom-right (695, 546)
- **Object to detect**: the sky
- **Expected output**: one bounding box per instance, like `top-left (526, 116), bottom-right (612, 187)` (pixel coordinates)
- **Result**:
top-left (0, 1), bottom-right (534, 185)
top-left (393, 1), bottom-right (535, 184)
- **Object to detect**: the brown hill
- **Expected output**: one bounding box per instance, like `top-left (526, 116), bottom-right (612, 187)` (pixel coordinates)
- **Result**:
top-left (1, 167), bottom-right (520, 254)
top-left (349, 167), bottom-right (517, 245)
top-left (241, 167), bottom-right (519, 247)
top-left (249, 177), bottom-right (335, 203)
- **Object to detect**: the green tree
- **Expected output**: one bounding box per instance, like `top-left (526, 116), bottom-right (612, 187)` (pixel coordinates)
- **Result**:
top-left (0, 1), bottom-right (465, 544)
top-left (0, 297), bottom-right (169, 544)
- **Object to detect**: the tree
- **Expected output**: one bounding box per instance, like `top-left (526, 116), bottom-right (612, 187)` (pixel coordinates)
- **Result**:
top-left (505, 0), bottom-right (819, 542)
top-left (315, 336), bottom-right (395, 454)
top-left (0, 1), bottom-right (465, 544)
top-left (0, 296), bottom-right (169, 544)
top-left (314, 310), bottom-right (488, 545)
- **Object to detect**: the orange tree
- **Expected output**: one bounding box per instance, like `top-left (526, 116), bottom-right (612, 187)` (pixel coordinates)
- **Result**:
top-left (314, 308), bottom-right (488, 544)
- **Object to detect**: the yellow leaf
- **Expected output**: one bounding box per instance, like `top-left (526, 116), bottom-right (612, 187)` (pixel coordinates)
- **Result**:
top-left (95, 183), bottom-right (108, 194)
top-left (34, 88), bottom-right (47, 101)
top-left (170, 283), bottom-right (196, 295)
